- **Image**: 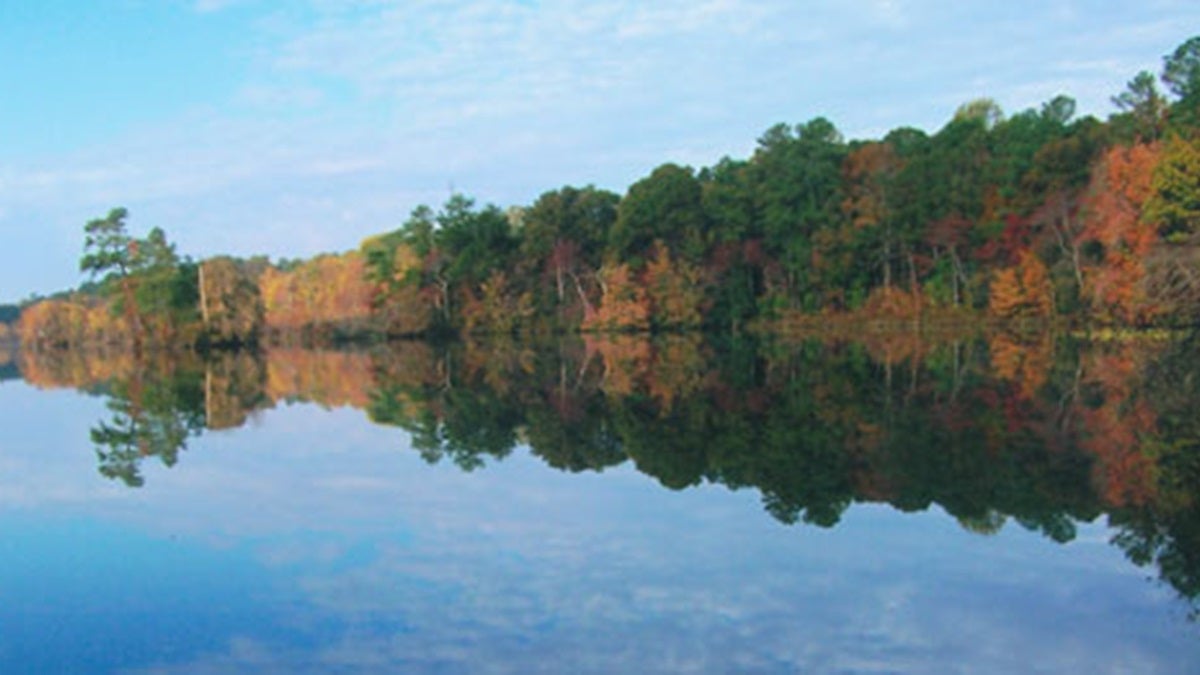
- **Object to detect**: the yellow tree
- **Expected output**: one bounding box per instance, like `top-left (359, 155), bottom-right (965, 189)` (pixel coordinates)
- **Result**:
top-left (1144, 134), bottom-right (1200, 242)
top-left (198, 257), bottom-right (263, 344)
top-left (1140, 134), bottom-right (1200, 320)
top-left (258, 253), bottom-right (373, 337)
top-left (17, 300), bottom-right (88, 349)
top-left (583, 263), bottom-right (650, 332)
top-left (988, 250), bottom-right (1054, 320)
top-left (643, 242), bottom-right (705, 330)
top-left (460, 270), bottom-right (534, 334)
top-left (369, 242), bottom-right (435, 336)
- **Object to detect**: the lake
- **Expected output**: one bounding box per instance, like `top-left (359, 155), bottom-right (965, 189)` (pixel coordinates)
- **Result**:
top-left (1, 333), bottom-right (1197, 673)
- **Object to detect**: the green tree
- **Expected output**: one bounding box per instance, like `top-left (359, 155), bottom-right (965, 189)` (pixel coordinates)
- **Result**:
top-left (369, 197), bottom-right (517, 332)
top-left (752, 117), bottom-right (847, 310)
top-left (699, 157), bottom-right (763, 329)
top-left (437, 194), bottom-right (518, 289)
top-left (988, 97), bottom-right (1076, 210)
top-left (92, 360), bottom-right (206, 487)
top-left (80, 208), bottom-right (198, 347)
top-left (1145, 134), bottom-right (1200, 241)
top-left (1041, 94), bottom-right (1077, 126)
top-left (1162, 35), bottom-right (1200, 131)
top-left (133, 227), bottom-right (199, 342)
top-left (1111, 71), bottom-right (1168, 141)
top-left (81, 209), bottom-right (141, 343)
top-left (80, 207), bottom-right (135, 279)
top-left (954, 97), bottom-right (1004, 129)
top-left (609, 164), bottom-right (706, 264)
top-left (882, 126), bottom-right (933, 293)
top-left (916, 112), bottom-right (994, 305)
top-left (519, 185), bottom-right (618, 325)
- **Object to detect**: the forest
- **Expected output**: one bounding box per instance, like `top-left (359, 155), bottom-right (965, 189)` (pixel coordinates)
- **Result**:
top-left (10, 36), bottom-right (1200, 349)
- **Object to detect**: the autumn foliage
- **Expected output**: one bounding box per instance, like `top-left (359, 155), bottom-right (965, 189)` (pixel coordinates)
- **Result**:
top-left (583, 263), bottom-right (651, 333)
top-left (1078, 143), bottom-right (1163, 324)
top-left (259, 253), bottom-right (374, 339)
top-left (988, 250), bottom-right (1054, 319)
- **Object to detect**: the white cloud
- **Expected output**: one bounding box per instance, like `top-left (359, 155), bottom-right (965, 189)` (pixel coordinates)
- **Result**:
top-left (193, 0), bottom-right (241, 12)
top-left (867, 0), bottom-right (911, 28)
top-left (4, 1), bottom-right (1200, 297)
top-left (236, 83), bottom-right (326, 108)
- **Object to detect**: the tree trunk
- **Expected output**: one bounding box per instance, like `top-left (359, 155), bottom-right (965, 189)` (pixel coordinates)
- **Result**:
top-left (949, 247), bottom-right (965, 306)
top-left (573, 272), bottom-right (596, 323)
top-left (198, 262), bottom-right (210, 329)
top-left (121, 277), bottom-right (143, 354)
top-left (882, 236), bottom-right (892, 290)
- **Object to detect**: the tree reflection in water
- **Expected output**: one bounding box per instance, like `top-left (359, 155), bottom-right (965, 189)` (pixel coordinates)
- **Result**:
top-left (16, 330), bottom-right (1200, 616)
top-left (90, 354), bottom-right (206, 488)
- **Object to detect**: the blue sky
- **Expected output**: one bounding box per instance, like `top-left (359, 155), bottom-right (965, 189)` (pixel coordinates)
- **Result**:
top-left (2, 1), bottom-right (1198, 302)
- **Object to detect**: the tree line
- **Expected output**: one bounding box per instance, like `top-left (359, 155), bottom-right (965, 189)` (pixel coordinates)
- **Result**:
top-left (14, 37), bottom-right (1200, 349)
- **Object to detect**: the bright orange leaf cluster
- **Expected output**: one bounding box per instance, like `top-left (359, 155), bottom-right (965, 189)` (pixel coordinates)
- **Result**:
top-left (1079, 143), bottom-right (1164, 323)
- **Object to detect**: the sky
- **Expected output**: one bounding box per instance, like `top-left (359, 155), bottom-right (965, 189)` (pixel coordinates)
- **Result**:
top-left (2, 1), bottom-right (1198, 302)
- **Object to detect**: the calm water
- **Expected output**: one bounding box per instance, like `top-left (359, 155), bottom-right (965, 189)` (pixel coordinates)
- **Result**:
top-left (1, 334), bottom-right (1197, 673)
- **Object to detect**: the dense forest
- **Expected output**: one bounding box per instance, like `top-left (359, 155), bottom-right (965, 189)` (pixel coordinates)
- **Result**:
top-left (12, 37), bottom-right (1200, 349)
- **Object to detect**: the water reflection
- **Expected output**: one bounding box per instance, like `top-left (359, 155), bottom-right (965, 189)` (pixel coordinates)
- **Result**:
top-left (15, 331), bottom-right (1200, 617)
top-left (0, 343), bottom-right (18, 382)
